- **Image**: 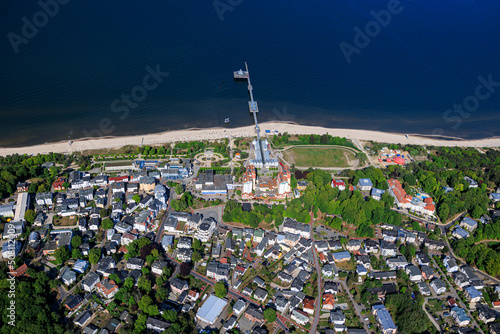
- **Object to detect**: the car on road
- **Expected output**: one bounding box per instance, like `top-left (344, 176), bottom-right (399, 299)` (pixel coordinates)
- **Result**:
top-left (364, 317), bottom-right (369, 321)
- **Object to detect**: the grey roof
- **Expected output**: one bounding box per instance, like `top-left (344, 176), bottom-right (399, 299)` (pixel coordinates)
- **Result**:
top-left (196, 295), bottom-right (228, 324)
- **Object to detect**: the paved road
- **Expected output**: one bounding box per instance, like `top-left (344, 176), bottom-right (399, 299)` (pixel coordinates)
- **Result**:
top-left (310, 235), bottom-right (322, 333)
top-left (331, 279), bottom-right (370, 333)
top-left (430, 256), bottom-right (484, 334)
top-left (154, 202), bottom-right (172, 244)
top-left (422, 298), bottom-right (442, 332)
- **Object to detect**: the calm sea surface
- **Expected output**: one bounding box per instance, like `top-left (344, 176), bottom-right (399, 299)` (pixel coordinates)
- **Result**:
top-left (1, 0), bottom-right (500, 147)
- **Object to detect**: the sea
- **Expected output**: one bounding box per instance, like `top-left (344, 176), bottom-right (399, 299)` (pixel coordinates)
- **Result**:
top-left (1, 0), bottom-right (500, 147)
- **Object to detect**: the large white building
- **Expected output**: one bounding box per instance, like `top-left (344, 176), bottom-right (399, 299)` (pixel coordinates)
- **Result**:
top-left (196, 295), bottom-right (228, 325)
top-left (195, 217), bottom-right (217, 242)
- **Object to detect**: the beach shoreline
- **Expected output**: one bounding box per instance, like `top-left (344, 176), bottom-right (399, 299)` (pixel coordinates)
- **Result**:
top-left (1, 121), bottom-right (499, 157)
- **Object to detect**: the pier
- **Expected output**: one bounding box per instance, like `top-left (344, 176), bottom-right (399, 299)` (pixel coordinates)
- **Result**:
top-left (234, 62), bottom-right (265, 165)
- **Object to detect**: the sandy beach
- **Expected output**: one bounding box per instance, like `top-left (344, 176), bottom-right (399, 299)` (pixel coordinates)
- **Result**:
top-left (1, 122), bottom-right (499, 157)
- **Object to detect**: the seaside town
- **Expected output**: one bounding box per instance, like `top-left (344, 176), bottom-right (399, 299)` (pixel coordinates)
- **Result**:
top-left (1, 125), bottom-right (500, 334)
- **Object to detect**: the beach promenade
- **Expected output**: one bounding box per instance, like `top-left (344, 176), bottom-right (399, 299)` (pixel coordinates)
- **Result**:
top-left (1, 122), bottom-right (499, 156)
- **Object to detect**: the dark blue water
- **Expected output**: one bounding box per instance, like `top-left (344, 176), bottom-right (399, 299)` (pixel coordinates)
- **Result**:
top-left (1, 0), bottom-right (500, 147)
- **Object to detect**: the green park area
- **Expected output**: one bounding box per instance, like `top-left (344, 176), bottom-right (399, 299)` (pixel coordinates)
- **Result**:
top-left (284, 147), bottom-right (355, 168)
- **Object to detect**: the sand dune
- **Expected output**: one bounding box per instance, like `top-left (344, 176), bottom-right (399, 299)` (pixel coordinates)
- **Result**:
top-left (1, 122), bottom-right (499, 157)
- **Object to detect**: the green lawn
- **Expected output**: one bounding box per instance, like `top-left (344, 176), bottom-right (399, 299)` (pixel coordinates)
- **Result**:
top-left (284, 147), bottom-right (355, 168)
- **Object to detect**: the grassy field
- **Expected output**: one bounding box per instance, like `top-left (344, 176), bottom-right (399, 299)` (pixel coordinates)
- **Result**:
top-left (53, 216), bottom-right (77, 226)
top-left (284, 147), bottom-right (355, 168)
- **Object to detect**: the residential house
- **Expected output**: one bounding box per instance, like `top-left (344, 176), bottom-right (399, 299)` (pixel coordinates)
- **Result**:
top-left (95, 279), bottom-right (119, 299)
top-left (464, 286), bottom-right (482, 303)
top-left (420, 265), bottom-right (435, 280)
top-left (330, 309), bottom-right (346, 326)
top-left (444, 256), bottom-right (459, 273)
top-left (365, 239), bottom-right (379, 254)
top-left (332, 251), bottom-right (351, 262)
top-left (453, 272), bottom-right (470, 289)
top-left (460, 217), bottom-right (478, 232)
top-left (151, 260), bottom-right (169, 275)
top-left (430, 278), bottom-right (447, 295)
top-left (126, 257), bottom-right (144, 270)
top-left (74, 311), bottom-right (92, 327)
top-left (61, 269), bottom-right (77, 285)
top-left (416, 252), bottom-right (431, 266)
top-left (357, 178), bottom-right (373, 191)
top-left (291, 309), bottom-right (310, 325)
top-left (170, 278), bottom-right (189, 295)
top-left (282, 217), bottom-right (311, 238)
top-left (322, 293), bottom-right (335, 310)
top-left (328, 239), bottom-right (343, 251)
top-left (418, 281), bottom-right (431, 296)
top-left (382, 230), bottom-right (398, 243)
top-left (451, 306), bottom-right (471, 327)
top-left (346, 239), bottom-right (363, 253)
top-left (324, 282), bottom-right (339, 295)
top-left (146, 317), bottom-right (170, 333)
top-left (64, 294), bottom-right (84, 311)
top-left (244, 305), bottom-right (264, 323)
top-left (331, 179), bottom-right (345, 191)
top-left (96, 257), bottom-right (115, 276)
top-left (254, 288), bottom-right (268, 302)
top-left (371, 188), bottom-right (385, 200)
top-left (372, 304), bottom-right (397, 334)
top-left (452, 226), bottom-right (470, 239)
top-left (405, 265), bottom-right (422, 282)
top-left (386, 255), bottom-right (408, 270)
top-left (477, 304), bottom-right (496, 323)
top-left (176, 248), bottom-right (193, 262)
top-left (380, 240), bottom-right (397, 257)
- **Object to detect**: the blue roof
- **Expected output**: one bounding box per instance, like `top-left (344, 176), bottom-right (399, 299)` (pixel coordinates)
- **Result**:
top-left (465, 286), bottom-right (482, 299)
top-left (491, 193), bottom-right (500, 200)
top-left (371, 188), bottom-right (385, 197)
top-left (358, 178), bottom-right (373, 187)
top-left (373, 305), bottom-right (397, 331)
top-left (454, 226), bottom-right (469, 238)
top-left (332, 251), bottom-right (351, 261)
top-left (462, 217), bottom-right (477, 227)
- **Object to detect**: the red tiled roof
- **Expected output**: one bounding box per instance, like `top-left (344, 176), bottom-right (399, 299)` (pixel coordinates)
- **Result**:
top-left (10, 263), bottom-right (28, 277)
top-left (303, 298), bottom-right (315, 310)
top-left (388, 179), bottom-right (410, 204)
top-left (322, 293), bottom-right (335, 306)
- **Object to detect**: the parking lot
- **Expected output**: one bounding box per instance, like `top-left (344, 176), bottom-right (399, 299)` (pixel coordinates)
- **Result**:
top-left (314, 224), bottom-right (343, 239)
top-left (194, 206), bottom-right (224, 224)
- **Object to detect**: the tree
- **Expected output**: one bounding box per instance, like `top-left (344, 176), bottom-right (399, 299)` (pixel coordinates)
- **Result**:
top-left (180, 262), bottom-right (191, 277)
top-left (133, 194), bottom-right (141, 203)
top-left (71, 235), bottom-right (82, 248)
top-left (263, 308), bottom-right (277, 322)
top-left (192, 239), bottom-right (202, 251)
top-left (71, 248), bottom-right (82, 259)
top-left (99, 208), bottom-right (109, 218)
top-left (138, 276), bottom-right (152, 294)
top-left (214, 281), bottom-right (227, 298)
top-left (89, 248), bottom-right (101, 264)
top-left (192, 251), bottom-right (202, 262)
top-left (24, 209), bottom-right (36, 224)
top-left (54, 246), bottom-right (70, 264)
top-left (162, 309), bottom-right (177, 322)
top-left (102, 218), bottom-right (114, 230)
